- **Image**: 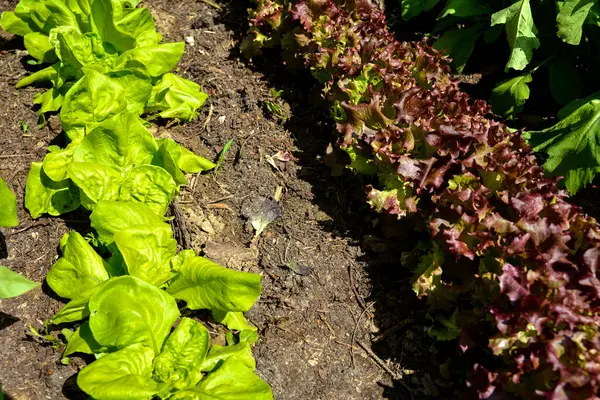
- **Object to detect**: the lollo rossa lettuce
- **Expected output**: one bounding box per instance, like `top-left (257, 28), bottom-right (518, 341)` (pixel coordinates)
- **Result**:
top-left (244, 0), bottom-right (600, 398)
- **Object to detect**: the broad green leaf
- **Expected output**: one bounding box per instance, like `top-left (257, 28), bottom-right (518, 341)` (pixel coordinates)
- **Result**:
top-left (16, 64), bottom-right (60, 88)
top-left (105, 70), bottom-right (153, 115)
top-left (40, 0), bottom-right (79, 31)
top-left (491, 0), bottom-right (540, 71)
top-left (25, 162), bottom-right (80, 218)
top-left (14, 1), bottom-right (52, 33)
top-left (34, 85), bottom-right (69, 114)
top-left (43, 142), bottom-right (79, 182)
top-left (115, 43), bottom-right (185, 77)
top-left (153, 317), bottom-right (209, 390)
top-left (52, 280), bottom-right (110, 324)
top-left (212, 311), bottom-right (257, 332)
top-left (400, 0), bottom-right (440, 20)
top-left (114, 224), bottom-right (177, 286)
top-left (46, 231), bottom-right (109, 299)
top-left (119, 165), bottom-right (177, 215)
top-left (90, 201), bottom-right (166, 245)
top-left (156, 138), bottom-right (215, 173)
top-left (89, 0), bottom-right (136, 53)
top-left (50, 26), bottom-right (114, 80)
top-left (200, 343), bottom-right (256, 373)
top-left (64, 0), bottom-right (93, 32)
top-left (152, 143), bottom-right (188, 186)
top-left (0, 266), bottom-right (39, 299)
top-left (88, 276), bottom-right (179, 353)
top-left (115, 7), bottom-right (162, 47)
top-left (73, 113), bottom-right (157, 169)
top-left (0, 176), bottom-right (19, 227)
top-left (195, 359), bottom-right (272, 400)
top-left (548, 58), bottom-right (583, 105)
top-left (0, 11), bottom-right (33, 36)
top-left (77, 343), bottom-right (165, 400)
top-left (557, 0), bottom-right (596, 45)
top-left (524, 96), bottom-right (600, 194)
top-left (146, 73), bottom-right (208, 122)
top-left (437, 0), bottom-right (492, 19)
top-left (166, 254), bottom-right (262, 313)
top-left (61, 70), bottom-right (128, 140)
top-left (67, 162), bottom-right (123, 207)
top-left (490, 72), bottom-right (533, 117)
top-left (433, 24), bottom-right (483, 73)
top-left (63, 321), bottom-right (101, 357)
top-left (24, 32), bottom-right (57, 63)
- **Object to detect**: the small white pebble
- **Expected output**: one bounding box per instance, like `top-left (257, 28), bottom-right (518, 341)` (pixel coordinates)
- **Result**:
top-left (185, 36), bottom-right (195, 46)
top-left (217, 115), bottom-right (226, 124)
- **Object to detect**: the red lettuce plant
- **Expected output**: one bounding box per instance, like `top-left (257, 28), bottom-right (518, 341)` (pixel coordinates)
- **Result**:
top-left (243, 0), bottom-right (600, 398)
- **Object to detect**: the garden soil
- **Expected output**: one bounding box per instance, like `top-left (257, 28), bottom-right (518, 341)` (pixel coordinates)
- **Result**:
top-left (3, 1), bottom-right (589, 399)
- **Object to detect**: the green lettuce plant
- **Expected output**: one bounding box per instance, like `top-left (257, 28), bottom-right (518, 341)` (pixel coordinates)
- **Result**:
top-left (0, 176), bottom-right (40, 299)
top-left (1, 1), bottom-right (273, 398)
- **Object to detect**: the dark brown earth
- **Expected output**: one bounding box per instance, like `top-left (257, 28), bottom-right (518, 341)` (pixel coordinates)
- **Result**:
top-left (6, 1), bottom-right (589, 400)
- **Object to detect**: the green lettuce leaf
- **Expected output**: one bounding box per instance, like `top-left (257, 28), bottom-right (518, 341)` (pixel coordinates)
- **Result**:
top-left (73, 112), bottom-right (157, 169)
top-left (0, 176), bottom-right (19, 227)
top-left (24, 31), bottom-right (57, 63)
top-left (115, 42), bottom-right (185, 77)
top-left (61, 69), bottom-right (128, 140)
top-left (52, 281), bottom-right (109, 324)
top-left (63, 321), bottom-right (101, 357)
top-left (43, 142), bottom-right (79, 182)
top-left (146, 73), bottom-right (208, 121)
top-left (491, 0), bottom-right (540, 71)
top-left (119, 165), bottom-right (177, 215)
top-left (77, 343), bottom-right (166, 400)
top-left (89, 0), bottom-right (136, 53)
top-left (211, 311), bottom-right (257, 332)
top-left (0, 266), bottom-right (39, 299)
top-left (67, 162), bottom-right (123, 207)
top-left (153, 317), bottom-right (209, 390)
top-left (0, 11), bottom-right (34, 36)
top-left (194, 359), bottom-right (273, 400)
top-left (46, 231), bottom-right (109, 299)
top-left (90, 201), bottom-right (166, 245)
top-left (88, 275), bottom-right (179, 353)
top-left (166, 253), bottom-right (262, 313)
top-left (524, 95), bottom-right (600, 194)
top-left (156, 138), bottom-right (216, 173)
top-left (114, 7), bottom-right (161, 47)
top-left (25, 162), bottom-right (80, 218)
top-left (113, 224), bottom-right (177, 286)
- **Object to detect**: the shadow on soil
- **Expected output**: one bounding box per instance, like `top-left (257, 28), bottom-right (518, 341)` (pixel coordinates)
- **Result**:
top-left (216, 2), bottom-right (466, 399)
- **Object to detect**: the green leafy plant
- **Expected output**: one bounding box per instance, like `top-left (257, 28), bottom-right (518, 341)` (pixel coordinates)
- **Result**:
top-left (393, 0), bottom-right (600, 194)
top-left (1, 1), bottom-right (273, 397)
top-left (0, 0), bottom-right (206, 122)
top-left (0, 175), bottom-right (39, 299)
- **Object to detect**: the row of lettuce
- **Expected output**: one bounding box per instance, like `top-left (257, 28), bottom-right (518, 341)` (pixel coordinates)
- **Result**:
top-left (0, 0), bottom-right (272, 399)
top-left (244, 0), bottom-right (600, 398)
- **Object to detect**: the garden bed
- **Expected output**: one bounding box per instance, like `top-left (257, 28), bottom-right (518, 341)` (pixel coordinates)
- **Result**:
top-left (1, 0), bottom-right (599, 399)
